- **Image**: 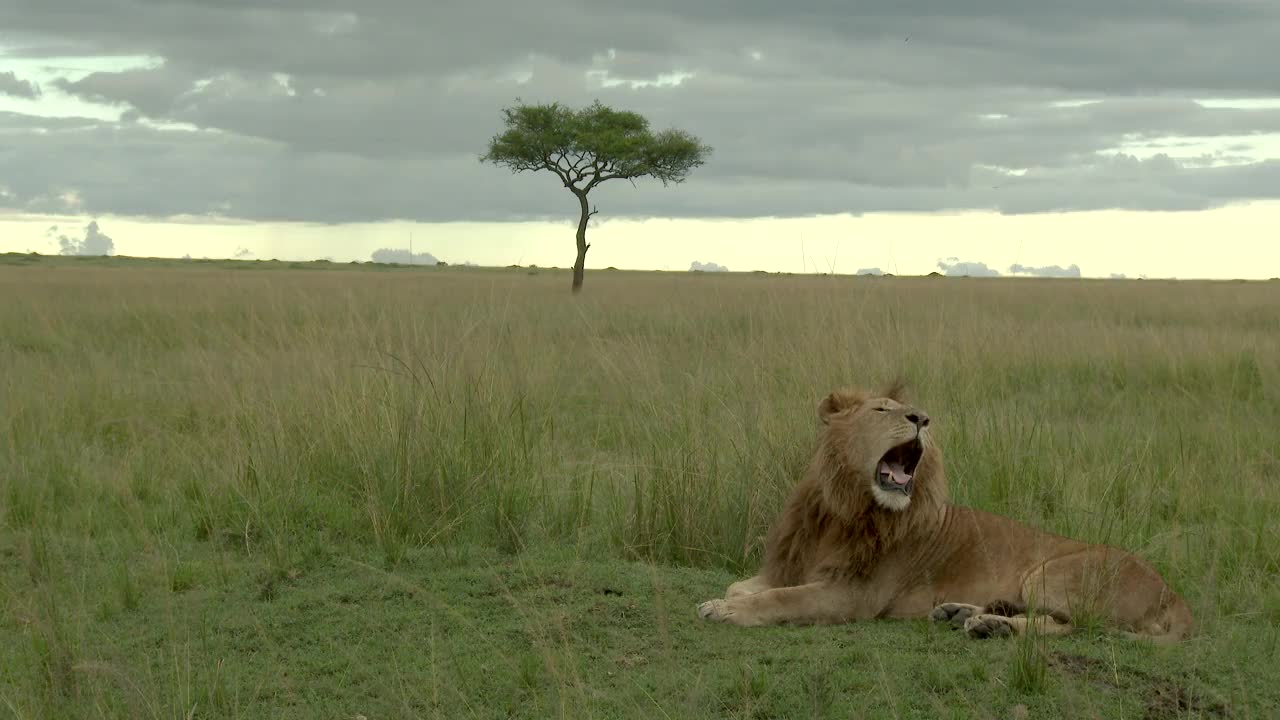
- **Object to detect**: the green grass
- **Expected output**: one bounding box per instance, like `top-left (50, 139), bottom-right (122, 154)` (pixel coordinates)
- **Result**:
top-left (2, 260), bottom-right (1278, 718)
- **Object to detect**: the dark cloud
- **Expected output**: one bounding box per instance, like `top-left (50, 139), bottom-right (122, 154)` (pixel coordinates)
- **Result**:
top-left (52, 63), bottom-right (200, 116)
top-left (2, 1), bottom-right (1280, 222)
top-left (937, 258), bottom-right (1000, 277)
top-left (57, 220), bottom-right (115, 256)
top-left (371, 247), bottom-right (439, 265)
top-left (1008, 263), bottom-right (1082, 278)
top-left (689, 260), bottom-right (728, 272)
top-left (0, 71), bottom-right (41, 99)
top-left (4, 1), bottom-right (1275, 93)
top-left (856, 267), bottom-right (884, 276)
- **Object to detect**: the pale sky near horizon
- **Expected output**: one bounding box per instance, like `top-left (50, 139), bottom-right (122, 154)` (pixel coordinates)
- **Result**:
top-left (3, 2), bottom-right (1280, 279)
top-left (4, 208), bottom-right (1280, 280)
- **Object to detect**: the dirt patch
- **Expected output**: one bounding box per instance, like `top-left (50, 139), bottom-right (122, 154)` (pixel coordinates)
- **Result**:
top-left (1048, 652), bottom-right (1230, 719)
top-left (1048, 651), bottom-right (1121, 687)
top-left (1143, 681), bottom-right (1231, 720)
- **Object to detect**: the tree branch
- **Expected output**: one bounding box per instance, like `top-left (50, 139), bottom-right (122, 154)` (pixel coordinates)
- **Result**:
top-left (585, 170), bottom-right (635, 191)
top-left (542, 153), bottom-right (571, 186)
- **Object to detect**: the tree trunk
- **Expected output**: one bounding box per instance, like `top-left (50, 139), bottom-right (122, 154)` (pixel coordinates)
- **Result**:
top-left (572, 191), bottom-right (591, 293)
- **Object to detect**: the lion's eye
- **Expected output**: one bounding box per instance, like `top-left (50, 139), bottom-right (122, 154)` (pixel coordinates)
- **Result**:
top-left (874, 407), bottom-right (889, 413)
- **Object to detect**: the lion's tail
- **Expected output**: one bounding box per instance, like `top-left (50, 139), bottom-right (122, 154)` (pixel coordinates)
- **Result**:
top-left (1124, 594), bottom-right (1194, 646)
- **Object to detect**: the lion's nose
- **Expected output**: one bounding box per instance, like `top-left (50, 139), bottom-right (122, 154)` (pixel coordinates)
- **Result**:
top-left (905, 411), bottom-right (930, 428)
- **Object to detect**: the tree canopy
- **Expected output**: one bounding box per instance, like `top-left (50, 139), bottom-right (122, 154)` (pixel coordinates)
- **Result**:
top-left (482, 100), bottom-right (711, 192)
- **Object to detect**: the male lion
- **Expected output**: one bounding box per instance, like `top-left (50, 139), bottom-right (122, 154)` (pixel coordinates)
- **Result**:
top-left (697, 382), bottom-right (1192, 644)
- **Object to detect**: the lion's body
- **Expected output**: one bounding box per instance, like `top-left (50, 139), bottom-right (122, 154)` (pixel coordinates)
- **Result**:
top-left (698, 385), bottom-right (1193, 644)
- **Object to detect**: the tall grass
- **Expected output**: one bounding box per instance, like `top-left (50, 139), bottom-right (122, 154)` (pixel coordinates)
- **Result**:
top-left (2, 265), bottom-right (1278, 618)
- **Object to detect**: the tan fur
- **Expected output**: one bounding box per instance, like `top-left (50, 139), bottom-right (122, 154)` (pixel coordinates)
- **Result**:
top-left (698, 383), bottom-right (1193, 644)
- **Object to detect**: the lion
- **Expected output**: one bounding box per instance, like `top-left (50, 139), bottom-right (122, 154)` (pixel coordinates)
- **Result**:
top-left (697, 382), bottom-right (1193, 644)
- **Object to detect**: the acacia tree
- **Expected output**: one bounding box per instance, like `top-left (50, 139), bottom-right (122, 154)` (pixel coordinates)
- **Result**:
top-left (481, 100), bottom-right (711, 293)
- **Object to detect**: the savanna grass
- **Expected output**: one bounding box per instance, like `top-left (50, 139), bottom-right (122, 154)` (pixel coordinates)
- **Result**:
top-left (2, 258), bottom-right (1278, 717)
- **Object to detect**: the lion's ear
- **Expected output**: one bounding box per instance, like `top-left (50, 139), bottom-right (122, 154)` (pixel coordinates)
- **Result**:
top-left (818, 390), bottom-right (861, 424)
top-left (881, 377), bottom-right (910, 403)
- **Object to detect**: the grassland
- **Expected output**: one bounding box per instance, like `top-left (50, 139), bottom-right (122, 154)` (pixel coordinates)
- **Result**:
top-left (2, 254), bottom-right (1278, 718)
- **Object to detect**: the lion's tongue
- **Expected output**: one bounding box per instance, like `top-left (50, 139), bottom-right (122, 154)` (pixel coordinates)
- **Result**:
top-left (878, 460), bottom-right (912, 486)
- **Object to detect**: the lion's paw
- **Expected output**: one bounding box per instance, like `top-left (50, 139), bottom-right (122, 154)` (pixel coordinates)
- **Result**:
top-left (698, 599), bottom-right (733, 622)
top-left (930, 603), bottom-right (983, 629)
top-left (963, 614), bottom-right (1015, 639)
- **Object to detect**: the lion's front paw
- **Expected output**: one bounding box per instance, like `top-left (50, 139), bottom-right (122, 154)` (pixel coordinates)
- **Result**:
top-left (929, 602), bottom-right (983, 629)
top-left (963, 614), bottom-right (1015, 639)
top-left (698, 599), bottom-right (732, 622)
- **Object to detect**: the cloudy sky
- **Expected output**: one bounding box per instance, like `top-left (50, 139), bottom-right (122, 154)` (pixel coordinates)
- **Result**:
top-left (2, 1), bottom-right (1279, 278)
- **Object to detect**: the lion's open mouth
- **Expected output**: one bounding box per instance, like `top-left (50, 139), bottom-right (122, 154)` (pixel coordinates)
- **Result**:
top-left (876, 438), bottom-right (923, 496)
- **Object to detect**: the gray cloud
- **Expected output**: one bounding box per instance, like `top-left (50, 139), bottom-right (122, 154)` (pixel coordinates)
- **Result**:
top-left (856, 267), bottom-right (884, 276)
top-left (937, 258), bottom-right (1000, 277)
top-left (0, 71), bottom-right (41, 99)
top-left (52, 64), bottom-right (199, 117)
top-left (689, 260), bottom-right (728, 272)
top-left (57, 220), bottom-right (115, 256)
top-left (2, 1), bottom-right (1280, 223)
top-left (6, 115), bottom-right (1280, 223)
top-left (1008, 263), bottom-right (1082, 278)
top-left (371, 247), bottom-right (439, 265)
top-left (5, 1), bottom-right (1275, 93)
